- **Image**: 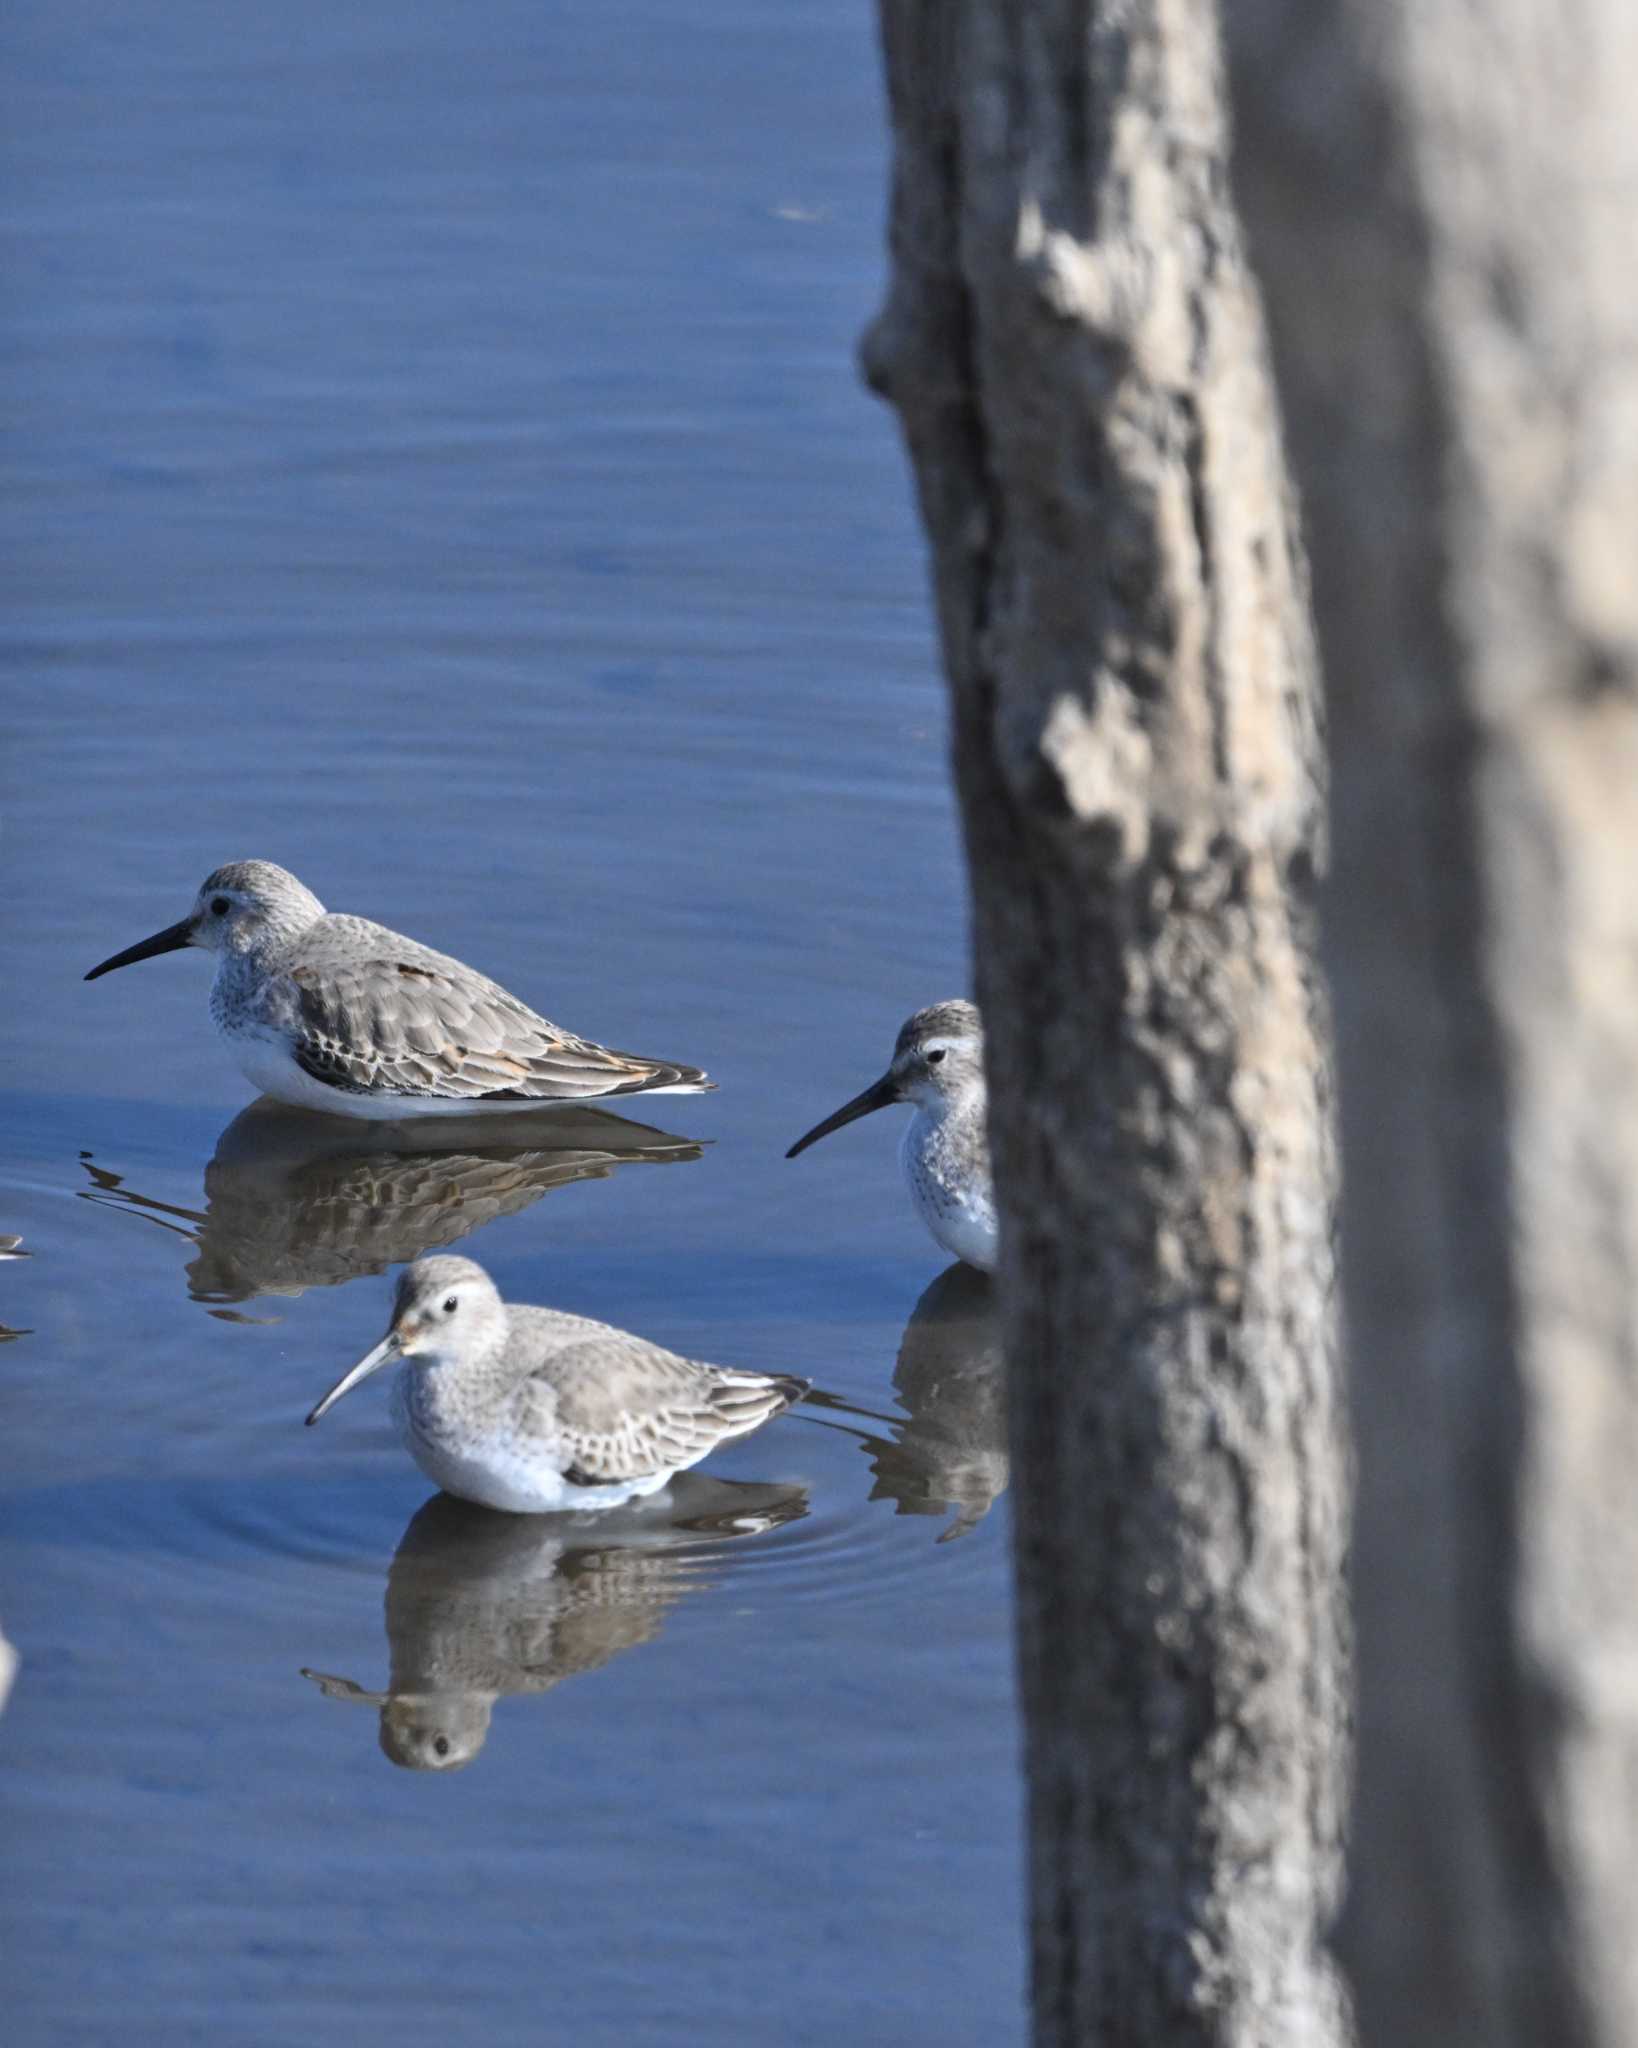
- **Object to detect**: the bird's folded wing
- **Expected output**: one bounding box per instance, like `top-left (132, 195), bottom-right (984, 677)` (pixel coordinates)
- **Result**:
top-left (286, 955), bottom-right (694, 1101)
top-left (525, 1342), bottom-right (805, 1483)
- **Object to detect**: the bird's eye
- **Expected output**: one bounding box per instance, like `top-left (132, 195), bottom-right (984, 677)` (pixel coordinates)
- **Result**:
top-left (210, 896), bottom-right (230, 916)
top-left (926, 1048), bottom-right (946, 1065)
top-left (443, 1296), bottom-right (458, 1315)
top-left (433, 1736), bottom-right (450, 1758)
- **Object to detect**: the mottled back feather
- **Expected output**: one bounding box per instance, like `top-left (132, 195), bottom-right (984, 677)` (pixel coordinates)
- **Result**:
top-left (273, 916), bottom-right (710, 1102)
top-left (499, 1305), bottom-right (807, 1484)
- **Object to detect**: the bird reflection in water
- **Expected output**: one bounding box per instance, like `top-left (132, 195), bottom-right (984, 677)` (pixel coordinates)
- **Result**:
top-left (303, 1474), bottom-right (808, 1770)
top-left (76, 1099), bottom-right (703, 1308)
top-left (0, 1233), bottom-right (31, 1344)
top-left (829, 1263), bottom-right (1007, 1543)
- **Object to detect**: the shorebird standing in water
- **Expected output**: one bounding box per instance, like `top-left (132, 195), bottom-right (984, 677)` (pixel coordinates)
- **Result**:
top-left (786, 1000), bottom-right (996, 1272)
top-left (85, 860), bottom-right (710, 1119)
top-left (305, 1255), bottom-right (808, 1514)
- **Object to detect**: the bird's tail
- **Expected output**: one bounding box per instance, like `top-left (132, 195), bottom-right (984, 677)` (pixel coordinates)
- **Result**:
top-left (711, 1371), bottom-right (810, 1437)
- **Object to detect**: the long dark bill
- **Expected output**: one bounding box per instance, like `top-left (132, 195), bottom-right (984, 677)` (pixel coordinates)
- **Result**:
top-left (84, 917), bottom-right (196, 982)
top-left (305, 1330), bottom-right (402, 1426)
top-left (785, 1074), bottom-right (899, 1160)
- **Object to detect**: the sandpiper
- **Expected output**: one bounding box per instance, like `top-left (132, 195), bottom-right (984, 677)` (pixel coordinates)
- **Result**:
top-left (305, 1255), bottom-right (809, 1513)
top-left (786, 1000), bottom-right (996, 1272)
top-left (85, 860), bottom-right (711, 1119)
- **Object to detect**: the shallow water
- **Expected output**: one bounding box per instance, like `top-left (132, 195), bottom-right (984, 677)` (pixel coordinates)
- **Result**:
top-left (0, 4), bottom-right (1024, 2043)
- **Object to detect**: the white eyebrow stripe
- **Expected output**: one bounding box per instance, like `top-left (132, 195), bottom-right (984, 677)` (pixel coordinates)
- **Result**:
top-left (917, 1038), bottom-right (975, 1057)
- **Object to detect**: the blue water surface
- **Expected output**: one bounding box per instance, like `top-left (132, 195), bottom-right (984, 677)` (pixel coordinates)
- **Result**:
top-left (0, 4), bottom-right (1025, 2044)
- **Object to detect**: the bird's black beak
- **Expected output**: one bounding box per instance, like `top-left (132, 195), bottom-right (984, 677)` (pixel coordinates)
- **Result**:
top-left (306, 1328), bottom-right (404, 1426)
top-left (786, 1073), bottom-right (900, 1159)
top-left (84, 917), bottom-right (196, 982)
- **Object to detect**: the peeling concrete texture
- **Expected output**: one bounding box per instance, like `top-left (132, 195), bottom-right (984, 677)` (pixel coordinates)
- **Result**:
top-left (870, 4), bottom-right (1349, 2045)
top-left (1225, 3), bottom-right (1638, 2046)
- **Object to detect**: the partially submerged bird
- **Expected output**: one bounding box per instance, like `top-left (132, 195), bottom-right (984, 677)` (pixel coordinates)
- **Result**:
top-left (305, 1255), bottom-right (809, 1513)
top-left (786, 1000), bottom-right (996, 1272)
top-left (85, 860), bottom-right (711, 1119)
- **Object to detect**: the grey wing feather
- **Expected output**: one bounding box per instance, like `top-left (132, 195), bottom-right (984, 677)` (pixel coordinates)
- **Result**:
top-left (516, 1326), bottom-right (806, 1483)
top-left (279, 919), bottom-right (709, 1102)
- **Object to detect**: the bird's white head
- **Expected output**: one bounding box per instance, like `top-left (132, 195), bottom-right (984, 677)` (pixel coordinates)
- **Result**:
top-left (187, 861), bottom-right (326, 958)
top-left (786, 999), bottom-right (985, 1158)
top-left (388, 1255), bottom-right (508, 1357)
top-left (887, 1000), bottom-right (986, 1110)
top-left (306, 1255), bottom-right (508, 1425)
top-left (85, 859), bottom-right (325, 981)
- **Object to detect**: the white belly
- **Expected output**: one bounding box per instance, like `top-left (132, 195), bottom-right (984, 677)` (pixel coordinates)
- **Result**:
top-left (901, 1118), bottom-right (998, 1272)
top-left (389, 1376), bottom-right (670, 1514)
top-left (225, 1028), bottom-right (702, 1122)
top-left (927, 1192), bottom-right (999, 1272)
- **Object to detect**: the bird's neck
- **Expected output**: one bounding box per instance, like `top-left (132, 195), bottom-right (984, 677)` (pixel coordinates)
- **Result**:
top-left (210, 945), bottom-right (267, 1022)
top-left (915, 1085), bottom-right (986, 1137)
top-left (908, 1086), bottom-right (991, 1177)
top-left (402, 1331), bottom-right (515, 1421)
